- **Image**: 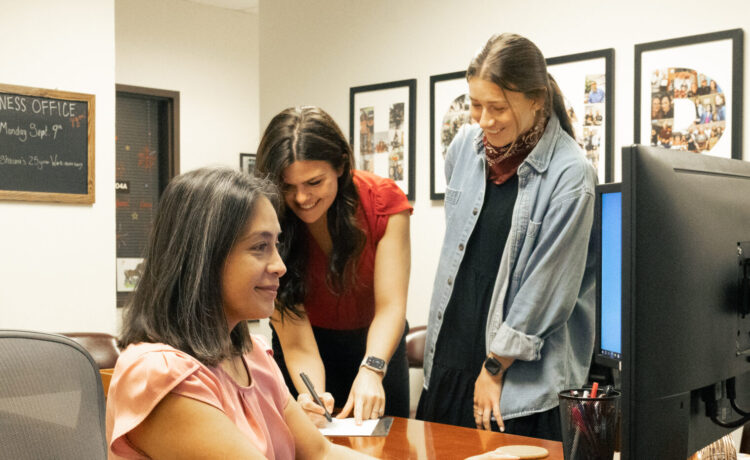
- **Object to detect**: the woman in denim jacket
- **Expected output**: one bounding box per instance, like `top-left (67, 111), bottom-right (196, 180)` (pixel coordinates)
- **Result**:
top-left (417, 33), bottom-right (597, 441)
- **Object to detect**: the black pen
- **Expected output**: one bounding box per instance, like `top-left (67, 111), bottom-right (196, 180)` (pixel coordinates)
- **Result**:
top-left (299, 372), bottom-right (332, 422)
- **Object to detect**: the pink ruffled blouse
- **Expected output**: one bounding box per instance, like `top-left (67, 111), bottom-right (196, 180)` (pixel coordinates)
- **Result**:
top-left (106, 336), bottom-right (294, 459)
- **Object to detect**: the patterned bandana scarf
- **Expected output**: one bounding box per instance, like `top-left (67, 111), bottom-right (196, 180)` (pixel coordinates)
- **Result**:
top-left (483, 116), bottom-right (548, 185)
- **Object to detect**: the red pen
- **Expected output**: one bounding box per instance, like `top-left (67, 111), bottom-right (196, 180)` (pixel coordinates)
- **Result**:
top-left (591, 382), bottom-right (599, 398)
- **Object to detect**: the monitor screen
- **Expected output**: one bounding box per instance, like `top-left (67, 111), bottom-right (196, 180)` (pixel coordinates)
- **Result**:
top-left (595, 183), bottom-right (622, 367)
top-left (621, 145), bottom-right (750, 459)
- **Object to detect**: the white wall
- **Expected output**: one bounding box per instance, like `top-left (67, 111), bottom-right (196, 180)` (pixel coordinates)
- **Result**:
top-left (3, 0), bottom-right (747, 336)
top-left (0, 0), bottom-right (117, 332)
top-left (115, 0), bottom-right (260, 330)
top-left (1, 0), bottom-right (259, 334)
top-left (116, 0), bottom-right (260, 172)
top-left (258, 0), bottom-right (750, 328)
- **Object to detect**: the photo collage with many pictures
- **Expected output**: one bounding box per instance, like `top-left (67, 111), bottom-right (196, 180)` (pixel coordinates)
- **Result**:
top-left (440, 94), bottom-right (472, 161)
top-left (649, 68), bottom-right (726, 153)
top-left (577, 74), bottom-right (606, 173)
top-left (359, 102), bottom-right (405, 182)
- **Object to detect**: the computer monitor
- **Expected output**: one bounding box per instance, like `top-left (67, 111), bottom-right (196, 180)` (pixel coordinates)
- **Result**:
top-left (595, 183), bottom-right (622, 370)
top-left (621, 144), bottom-right (750, 459)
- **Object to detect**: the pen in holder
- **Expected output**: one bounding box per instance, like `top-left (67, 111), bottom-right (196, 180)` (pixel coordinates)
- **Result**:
top-left (558, 387), bottom-right (621, 460)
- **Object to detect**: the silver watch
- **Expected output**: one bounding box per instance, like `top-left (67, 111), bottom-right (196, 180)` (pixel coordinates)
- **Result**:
top-left (360, 355), bottom-right (387, 375)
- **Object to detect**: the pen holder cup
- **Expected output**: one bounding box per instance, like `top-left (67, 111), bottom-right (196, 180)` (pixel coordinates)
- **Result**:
top-left (558, 388), bottom-right (621, 460)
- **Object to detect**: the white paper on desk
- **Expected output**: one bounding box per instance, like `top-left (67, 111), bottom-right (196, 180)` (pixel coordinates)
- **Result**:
top-left (318, 418), bottom-right (379, 436)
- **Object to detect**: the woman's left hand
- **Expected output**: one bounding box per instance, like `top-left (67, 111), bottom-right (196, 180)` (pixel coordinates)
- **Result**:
top-left (336, 367), bottom-right (385, 425)
top-left (473, 367), bottom-right (504, 431)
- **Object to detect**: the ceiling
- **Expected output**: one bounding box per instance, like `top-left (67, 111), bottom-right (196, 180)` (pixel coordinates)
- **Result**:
top-left (184, 0), bottom-right (258, 14)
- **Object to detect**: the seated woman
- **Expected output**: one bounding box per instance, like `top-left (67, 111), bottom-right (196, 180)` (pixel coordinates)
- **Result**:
top-left (106, 167), bottom-right (373, 459)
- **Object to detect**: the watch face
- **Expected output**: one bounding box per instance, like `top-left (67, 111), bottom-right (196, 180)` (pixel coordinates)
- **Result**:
top-left (366, 356), bottom-right (385, 370)
top-left (484, 357), bottom-right (502, 375)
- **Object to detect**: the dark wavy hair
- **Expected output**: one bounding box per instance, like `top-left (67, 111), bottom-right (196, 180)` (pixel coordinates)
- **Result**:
top-left (119, 167), bottom-right (279, 367)
top-left (467, 33), bottom-right (575, 140)
top-left (255, 106), bottom-right (365, 319)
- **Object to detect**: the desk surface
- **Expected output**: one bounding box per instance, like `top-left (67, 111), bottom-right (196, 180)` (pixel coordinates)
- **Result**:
top-left (100, 369), bottom-right (563, 458)
top-left (329, 416), bottom-right (563, 459)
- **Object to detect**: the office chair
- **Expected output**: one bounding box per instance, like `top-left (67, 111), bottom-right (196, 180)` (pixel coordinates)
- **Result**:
top-left (0, 330), bottom-right (108, 460)
top-left (60, 332), bottom-right (120, 369)
top-left (405, 325), bottom-right (427, 368)
top-left (405, 325), bottom-right (427, 418)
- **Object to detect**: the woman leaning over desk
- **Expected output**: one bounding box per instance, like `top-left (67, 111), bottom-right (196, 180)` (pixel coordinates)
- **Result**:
top-left (106, 168), bottom-right (373, 459)
top-left (417, 33), bottom-right (597, 441)
top-left (255, 106), bottom-right (412, 426)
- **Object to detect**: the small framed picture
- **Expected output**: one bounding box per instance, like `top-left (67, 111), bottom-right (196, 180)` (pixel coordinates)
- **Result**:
top-left (430, 71), bottom-right (472, 200)
top-left (349, 79), bottom-right (416, 200)
top-left (547, 48), bottom-right (615, 183)
top-left (634, 29), bottom-right (743, 159)
top-left (116, 257), bottom-right (145, 292)
top-left (240, 153), bottom-right (256, 174)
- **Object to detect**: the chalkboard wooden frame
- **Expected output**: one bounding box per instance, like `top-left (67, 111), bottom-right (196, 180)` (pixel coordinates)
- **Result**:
top-left (0, 83), bottom-right (95, 204)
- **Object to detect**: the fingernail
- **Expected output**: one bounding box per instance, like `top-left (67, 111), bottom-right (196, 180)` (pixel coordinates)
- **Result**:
top-left (500, 426), bottom-right (505, 432)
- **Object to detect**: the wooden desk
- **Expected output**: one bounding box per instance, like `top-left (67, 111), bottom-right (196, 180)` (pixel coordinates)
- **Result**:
top-left (329, 416), bottom-right (563, 459)
top-left (97, 368), bottom-right (563, 458)
top-left (100, 368), bottom-right (114, 397)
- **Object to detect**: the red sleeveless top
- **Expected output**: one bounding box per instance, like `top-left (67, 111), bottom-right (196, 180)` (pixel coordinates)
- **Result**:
top-left (304, 170), bottom-right (412, 330)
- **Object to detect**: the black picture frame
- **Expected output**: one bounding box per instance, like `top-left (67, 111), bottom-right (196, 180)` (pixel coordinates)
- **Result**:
top-left (239, 152), bottom-right (256, 174)
top-left (349, 79), bottom-right (416, 201)
top-left (430, 71), bottom-right (471, 200)
top-left (547, 48), bottom-right (615, 183)
top-left (634, 29), bottom-right (743, 159)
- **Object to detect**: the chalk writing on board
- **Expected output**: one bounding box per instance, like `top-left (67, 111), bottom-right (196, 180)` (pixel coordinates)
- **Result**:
top-left (0, 121), bottom-right (65, 141)
top-left (0, 84), bottom-right (95, 203)
top-left (0, 154), bottom-right (83, 169)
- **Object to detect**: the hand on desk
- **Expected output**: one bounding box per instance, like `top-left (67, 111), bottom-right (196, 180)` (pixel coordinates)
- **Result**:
top-left (474, 367), bottom-right (504, 431)
top-left (337, 367), bottom-right (385, 425)
top-left (297, 392), bottom-right (334, 428)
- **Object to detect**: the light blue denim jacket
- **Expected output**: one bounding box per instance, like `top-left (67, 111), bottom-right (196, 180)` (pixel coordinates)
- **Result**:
top-left (423, 115), bottom-right (597, 420)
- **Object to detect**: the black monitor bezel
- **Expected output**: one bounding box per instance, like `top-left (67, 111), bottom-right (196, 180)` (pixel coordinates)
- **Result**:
top-left (620, 144), bottom-right (750, 459)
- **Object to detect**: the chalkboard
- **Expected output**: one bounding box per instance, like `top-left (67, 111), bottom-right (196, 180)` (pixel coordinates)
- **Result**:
top-left (0, 84), bottom-right (95, 204)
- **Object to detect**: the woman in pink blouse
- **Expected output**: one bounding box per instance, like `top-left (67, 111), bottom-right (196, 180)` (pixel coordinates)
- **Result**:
top-left (106, 167), bottom-right (372, 459)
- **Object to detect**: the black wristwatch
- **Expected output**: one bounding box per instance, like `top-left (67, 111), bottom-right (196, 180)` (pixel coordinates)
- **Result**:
top-left (484, 356), bottom-right (504, 376)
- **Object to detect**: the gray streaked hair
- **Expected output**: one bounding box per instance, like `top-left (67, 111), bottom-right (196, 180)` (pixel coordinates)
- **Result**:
top-left (119, 167), bottom-right (279, 366)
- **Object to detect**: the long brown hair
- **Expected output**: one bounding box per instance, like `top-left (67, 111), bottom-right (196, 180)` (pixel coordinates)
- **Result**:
top-left (467, 33), bottom-right (575, 140)
top-left (255, 106), bottom-right (366, 319)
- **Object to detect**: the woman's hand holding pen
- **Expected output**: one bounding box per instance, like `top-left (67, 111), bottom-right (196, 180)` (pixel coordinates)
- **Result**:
top-left (297, 392), bottom-right (334, 428)
top-left (474, 367), bottom-right (504, 432)
top-left (337, 367), bottom-right (385, 425)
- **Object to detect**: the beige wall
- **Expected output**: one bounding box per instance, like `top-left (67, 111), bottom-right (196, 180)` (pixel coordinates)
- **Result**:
top-left (115, 0), bottom-right (260, 330)
top-left (258, 0), bottom-right (750, 328)
top-left (3, 0), bottom-right (750, 336)
top-left (1, 0), bottom-right (259, 333)
top-left (1, 0), bottom-right (117, 332)
top-left (116, 0), bottom-right (260, 172)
